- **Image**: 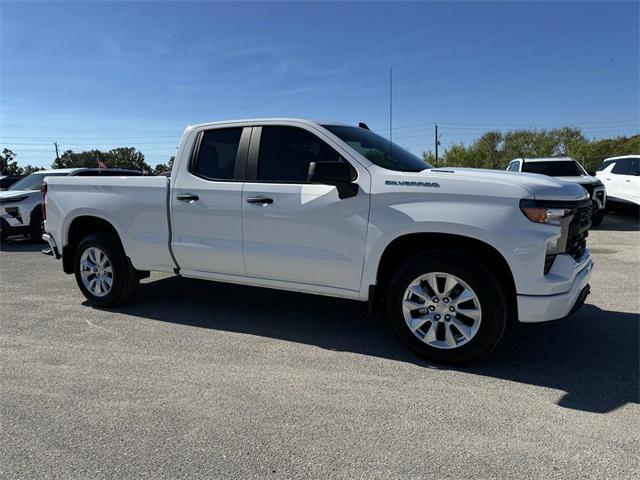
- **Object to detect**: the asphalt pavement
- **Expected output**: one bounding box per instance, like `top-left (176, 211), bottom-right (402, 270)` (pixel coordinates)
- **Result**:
top-left (1, 208), bottom-right (638, 479)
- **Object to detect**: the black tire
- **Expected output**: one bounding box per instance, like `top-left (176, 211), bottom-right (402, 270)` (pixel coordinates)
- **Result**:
top-left (386, 250), bottom-right (511, 364)
top-left (74, 233), bottom-right (139, 307)
top-left (29, 208), bottom-right (45, 242)
top-left (591, 210), bottom-right (604, 227)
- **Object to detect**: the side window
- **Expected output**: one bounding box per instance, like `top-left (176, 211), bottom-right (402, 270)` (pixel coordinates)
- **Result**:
top-left (257, 126), bottom-right (342, 182)
top-left (192, 128), bottom-right (243, 180)
top-left (507, 161), bottom-right (520, 171)
top-left (596, 160), bottom-right (614, 172)
top-left (73, 170), bottom-right (100, 176)
top-left (630, 158), bottom-right (640, 176)
top-left (612, 159), bottom-right (631, 175)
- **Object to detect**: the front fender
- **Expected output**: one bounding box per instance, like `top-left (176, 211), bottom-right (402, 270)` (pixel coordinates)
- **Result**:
top-left (360, 195), bottom-right (558, 297)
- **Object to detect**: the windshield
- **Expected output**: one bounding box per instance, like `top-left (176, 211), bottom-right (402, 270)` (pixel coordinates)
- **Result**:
top-left (521, 160), bottom-right (585, 177)
top-left (323, 125), bottom-right (432, 172)
top-left (9, 172), bottom-right (68, 190)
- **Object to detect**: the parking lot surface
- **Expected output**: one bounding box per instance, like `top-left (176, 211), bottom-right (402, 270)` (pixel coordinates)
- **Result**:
top-left (1, 211), bottom-right (638, 479)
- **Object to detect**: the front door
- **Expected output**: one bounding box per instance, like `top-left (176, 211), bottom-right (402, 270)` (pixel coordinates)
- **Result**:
top-left (241, 125), bottom-right (369, 291)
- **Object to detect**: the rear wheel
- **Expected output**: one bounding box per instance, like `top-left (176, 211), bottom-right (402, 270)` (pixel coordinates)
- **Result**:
top-left (74, 233), bottom-right (139, 307)
top-left (386, 251), bottom-right (511, 364)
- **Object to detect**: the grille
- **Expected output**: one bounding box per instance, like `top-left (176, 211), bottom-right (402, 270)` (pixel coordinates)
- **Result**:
top-left (565, 205), bottom-right (591, 261)
top-left (580, 183), bottom-right (595, 198)
top-left (566, 231), bottom-right (588, 261)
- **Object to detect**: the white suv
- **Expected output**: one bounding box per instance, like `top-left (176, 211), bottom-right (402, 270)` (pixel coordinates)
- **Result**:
top-left (507, 157), bottom-right (606, 225)
top-left (595, 155), bottom-right (640, 206)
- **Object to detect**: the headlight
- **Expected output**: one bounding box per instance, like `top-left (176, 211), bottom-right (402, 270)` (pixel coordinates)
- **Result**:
top-left (519, 199), bottom-right (574, 225)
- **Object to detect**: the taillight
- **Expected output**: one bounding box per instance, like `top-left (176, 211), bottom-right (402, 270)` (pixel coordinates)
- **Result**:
top-left (41, 181), bottom-right (47, 220)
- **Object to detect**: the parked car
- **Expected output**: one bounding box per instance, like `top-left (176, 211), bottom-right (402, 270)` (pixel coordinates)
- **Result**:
top-left (43, 119), bottom-right (593, 364)
top-left (0, 175), bottom-right (25, 190)
top-left (0, 168), bottom-right (143, 242)
top-left (594, 155), bottom-right (640, 206)
top-left (506, 157), bottom-right (606, 226)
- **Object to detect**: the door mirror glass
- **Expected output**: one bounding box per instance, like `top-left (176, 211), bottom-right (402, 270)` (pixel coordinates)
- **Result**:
top-left (308, 161), bottom-right (358, 199)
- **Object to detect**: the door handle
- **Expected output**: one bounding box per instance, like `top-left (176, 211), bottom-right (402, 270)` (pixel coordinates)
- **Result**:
top-left (246, 196), bottom-right (273, 205)
top-left (176, 194), bottom-right (199, 202)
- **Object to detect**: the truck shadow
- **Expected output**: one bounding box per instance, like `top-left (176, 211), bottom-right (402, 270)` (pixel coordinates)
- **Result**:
top-left (104, 275), bottom-right (638, 414)
top-left (0, 237), bottom-right (45, 252)
top-left (593, 204), bottom-right (639, 232)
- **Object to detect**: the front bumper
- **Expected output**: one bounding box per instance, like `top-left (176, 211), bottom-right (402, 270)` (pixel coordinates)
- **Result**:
top-left (517, 257), bottom-right (593, 322)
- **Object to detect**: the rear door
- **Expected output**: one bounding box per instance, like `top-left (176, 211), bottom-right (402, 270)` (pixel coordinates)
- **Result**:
top-left (614, 157), bottom-right (640, 203)
top-left (241, 124), bottom-right (370, 291)
top-left (608, 158), bottom-right (640, 203)
top-left (170, 126), bottom-right (250, 276)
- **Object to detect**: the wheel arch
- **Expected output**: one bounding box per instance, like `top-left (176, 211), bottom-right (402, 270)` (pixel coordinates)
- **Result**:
top-left (62, 216), bottom-right (124, 274)
top-left (372, 232), bottom-right (517, 314)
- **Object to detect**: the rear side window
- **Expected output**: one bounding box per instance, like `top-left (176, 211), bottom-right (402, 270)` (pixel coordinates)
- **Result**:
top-left (192, 128), bottom-right (243, 180)
top-left (257, 126), bottom-right (342, 182)
top-left (612, 159), bottom-right (631, 175)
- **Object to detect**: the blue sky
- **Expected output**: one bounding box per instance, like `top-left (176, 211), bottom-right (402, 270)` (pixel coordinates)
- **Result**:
top-left (1, 0), bottom-right (638, 168)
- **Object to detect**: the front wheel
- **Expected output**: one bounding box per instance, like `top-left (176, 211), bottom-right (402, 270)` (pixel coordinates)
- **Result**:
top-left (591, 210), bottom-right (604, 227)
top-left (386, 251), bottom-right (511, 364)
top-left (74, 233), bottom-right (139, 307)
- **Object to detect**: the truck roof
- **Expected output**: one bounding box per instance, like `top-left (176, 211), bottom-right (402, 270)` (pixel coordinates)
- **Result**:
top-left (189, 118), bottom-right (351, 130)
top-left (38, 168), bottom-right (81, 174)
top-left (512, 157), bottom-right (576, 163)
top-left (603, 154), bottom-right (639, 161)
top-left (37, 168), bottom-right (142, 175)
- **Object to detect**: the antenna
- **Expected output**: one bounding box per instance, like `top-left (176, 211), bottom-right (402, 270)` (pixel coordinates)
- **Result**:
top-left (389, 67), bottom-right (393, 160)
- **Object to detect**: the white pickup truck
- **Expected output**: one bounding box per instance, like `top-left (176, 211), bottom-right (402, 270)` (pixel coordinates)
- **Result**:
top-left (43, 119), bottom-right (594, 363)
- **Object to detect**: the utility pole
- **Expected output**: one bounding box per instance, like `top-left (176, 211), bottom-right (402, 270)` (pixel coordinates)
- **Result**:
top-left (53, 141), bottom-right (60, 162)
top-left (434, 124), bottom-right (439, 162)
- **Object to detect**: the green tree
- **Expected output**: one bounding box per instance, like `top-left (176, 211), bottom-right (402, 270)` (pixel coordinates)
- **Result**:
top-left (51, 147), bottom-right (152, 172)
top-left (53, 149), bottom-right (109, 169)
top-left (21, 165), bottom-right (44, 174)
top-left (153, 155), bottom-right (175, 175)
top-left (106, 147), bottom-right (149, 170)
top-left (1, 148), bottom-right (21, 175)
top-left (438, 128), bottom-right (639, 172)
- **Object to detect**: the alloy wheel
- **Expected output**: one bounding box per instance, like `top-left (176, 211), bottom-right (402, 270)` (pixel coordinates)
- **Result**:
top-left (79, 246), bottom-right (114, 297)
top-left (402, 272), bottom-right (482, 349)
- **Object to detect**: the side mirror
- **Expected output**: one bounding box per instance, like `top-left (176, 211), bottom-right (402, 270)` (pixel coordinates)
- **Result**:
top-left (308, 161), bottom-right (358, 199)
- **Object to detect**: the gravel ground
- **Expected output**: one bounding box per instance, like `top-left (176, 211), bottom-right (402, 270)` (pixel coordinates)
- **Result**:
top-left (1, 209), bottom-right (638, 479)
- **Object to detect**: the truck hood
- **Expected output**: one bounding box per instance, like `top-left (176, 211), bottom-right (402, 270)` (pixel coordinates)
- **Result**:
top-left (376, 167), bottom-right (589, 202)
top-left (550, 175), bottom-right (602, 186)
top-left (0, 189), bottom-right (35, 200)
top-left (436, 168), bottom-right (589, 201)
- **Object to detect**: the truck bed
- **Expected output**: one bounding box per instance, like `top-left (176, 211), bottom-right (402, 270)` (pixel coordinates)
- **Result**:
top-left (44, 175), bottom-right (175, 273)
